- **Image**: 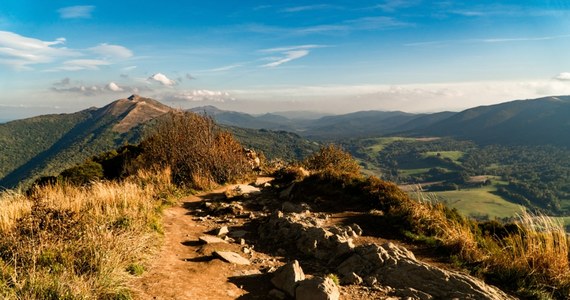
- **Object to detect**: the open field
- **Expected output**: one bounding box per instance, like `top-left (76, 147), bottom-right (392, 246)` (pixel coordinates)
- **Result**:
top-left (430, 186), bottom-right (524, 219)
top-left (422, 151), bottom-right (464, 164)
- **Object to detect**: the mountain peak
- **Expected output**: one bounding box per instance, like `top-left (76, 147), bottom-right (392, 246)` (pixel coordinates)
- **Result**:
top-left (128, 94), bottom-right (142, 101)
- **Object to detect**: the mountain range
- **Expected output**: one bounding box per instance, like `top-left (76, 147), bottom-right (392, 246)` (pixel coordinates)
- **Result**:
top-left (3, 94), bottom-right (570, 189)
top-left (192, 96), bottom-right (570, 146)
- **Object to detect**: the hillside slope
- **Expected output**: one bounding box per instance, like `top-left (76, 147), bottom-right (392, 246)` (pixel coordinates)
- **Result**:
top-left (418, 96), bottom-right (570, 146)
top-left (0, 95), bottom-right (171, 188)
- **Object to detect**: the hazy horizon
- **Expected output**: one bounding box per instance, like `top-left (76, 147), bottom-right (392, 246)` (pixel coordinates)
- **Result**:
top-left (2, 1), bottom-right (570, 119)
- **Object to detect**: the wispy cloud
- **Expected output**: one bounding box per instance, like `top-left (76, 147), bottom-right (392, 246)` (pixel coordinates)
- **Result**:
top-left (89, 43), bottom-right (133, 59)
top-left (59, 59), bottom-right (111, 71)
top-left (0, 31), bottom-right (78, 70)
top-left (164, 90), bottom-right (234, 102)
top-left (262, 50), bottom-right (309, 68)
top-left (57, 5), bottom-right (95, 19)
top-left (406, 34), bottom-right (570, 47)
top-left (0, 31), bottom-right (134, 71)
top-left (51, 79), bottom-right (150, 96)
top-left (375, 0), bottom-right (421, 12)
top-left (281, 4), bottom-right (341, 13)
top-left (206, 64), bottom-right (243, 72)
top-left (259, 45), bottom-right (325, 68)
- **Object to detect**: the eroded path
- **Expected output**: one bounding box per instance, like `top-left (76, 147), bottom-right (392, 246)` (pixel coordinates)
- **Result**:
top-left (132, 182), bottom-right (274, 300)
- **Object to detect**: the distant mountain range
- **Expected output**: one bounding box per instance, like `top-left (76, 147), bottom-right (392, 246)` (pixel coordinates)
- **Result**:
top-left (3, 94), bottom-right (570, 188)
top-left (191, 96), bottom-right (570, 146)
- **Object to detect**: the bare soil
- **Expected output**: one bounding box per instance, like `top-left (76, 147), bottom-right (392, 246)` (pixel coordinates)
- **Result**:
top-left (131, 179), bottom-right (464, 299)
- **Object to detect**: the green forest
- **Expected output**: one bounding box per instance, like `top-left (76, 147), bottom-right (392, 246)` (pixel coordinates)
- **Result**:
top-left (349, 137), bottom-right (570, 216)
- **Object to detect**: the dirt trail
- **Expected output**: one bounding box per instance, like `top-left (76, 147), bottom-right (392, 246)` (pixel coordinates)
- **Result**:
top-left (132, 183), bottom-right (271, 300)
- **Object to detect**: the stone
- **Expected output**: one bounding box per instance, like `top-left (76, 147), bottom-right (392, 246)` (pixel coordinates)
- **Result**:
top-left (228, 230), bottom-right (248, 238)
top-left (341, 272), bottom-right (363, 285)
top-left (281, 201), bottom-right (305, 213)
top-left (214, 226), bottom-right (229, 236)
top-left (198, 235), bottom-right (227, 244)
top-left (214, 251), bottom-right (251, 265)
top-left (295, 277), bottom-right (340, 300)
top-left (270, 260), bottom-right (305, 297)
top-left (268, 288), bottom-right (286, 300)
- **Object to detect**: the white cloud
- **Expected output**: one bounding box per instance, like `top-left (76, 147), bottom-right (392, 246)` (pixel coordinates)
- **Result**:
top-left (148, 73), bottom-right (176, 86)
top-left (206, 64), bottom-right (242, 72)
top-left (52, 81), bottom-right (151, 96)
top-left (165, 90), bottom-right (234, 102)
top-left (58, 5), bottom-right (95, 19)
top-left (260, 45), bottom-right (319, 67)
top-left (89, 43), bottom-right (133, 59)
top-left (0, 31), bottom-right (78, 69)
top-left (107, 82), bottom-right (123, 92)
top-left (262, 50), bottom-right (309, 67)
top-left (59, 59), bottom-right (111, 71)
top-left (554, 72), bottom-right (570, 81)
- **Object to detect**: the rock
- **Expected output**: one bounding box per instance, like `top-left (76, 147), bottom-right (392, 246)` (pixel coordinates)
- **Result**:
top-left (281, 201), bottom-right (305, 213)
top-left (296, 277), bottom-right (340, 300)
top-left (198, 235), bottom-right (227, 244)
top-left (341, 272), bottom-right (363, 285)
top-left (270, 260), bottom-right (305, 297)
top-left (214, 226), bottom-right (229, 236)
top-left (279, 184), bottom-right (295, 200)
top-left (268, 288), bottom-right (286, 300)
top-left (228, 230), bottom-right (248, 238)
top-left (214, 251), bottom-right (250, 265)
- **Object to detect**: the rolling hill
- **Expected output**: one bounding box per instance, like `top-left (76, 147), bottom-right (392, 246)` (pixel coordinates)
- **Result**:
top-left (0, 95), bottom-right (172, 188)
top-left (0, 96), bottom-right (320, 189)
top-left (191, 106), bottom-right (454, 139)
top-left (417, 96), bottom-right (570, 146)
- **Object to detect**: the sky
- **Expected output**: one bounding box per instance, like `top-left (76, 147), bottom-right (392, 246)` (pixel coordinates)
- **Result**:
top-left (2, 0), bottom-right (570, 120)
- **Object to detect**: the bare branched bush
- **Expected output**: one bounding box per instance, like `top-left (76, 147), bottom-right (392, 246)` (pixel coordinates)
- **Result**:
top-left (140, 112), bottom-right (253, 189)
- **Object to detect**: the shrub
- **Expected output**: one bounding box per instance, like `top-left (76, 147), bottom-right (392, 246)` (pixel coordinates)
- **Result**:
top-left (304, 144), bottom-right (360, 176)
top-left (140, 111), bottom-right (253, 189)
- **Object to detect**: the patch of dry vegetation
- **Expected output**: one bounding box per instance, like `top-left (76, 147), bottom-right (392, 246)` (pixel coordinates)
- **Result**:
top-left (292, 145), bottom-right (570, 298)
top-left (140, 111), bottom-right (254, 190)
top-left (0, 169), bottom-right (176, 299)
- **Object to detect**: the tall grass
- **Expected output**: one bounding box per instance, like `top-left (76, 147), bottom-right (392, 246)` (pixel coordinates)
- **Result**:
top-left (0, 169), bottom-right (175, 299)
top-left (292, 146), bottom-right (570, 299)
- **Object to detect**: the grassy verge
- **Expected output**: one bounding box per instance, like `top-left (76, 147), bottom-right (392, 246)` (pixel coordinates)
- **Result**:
top-left (0, 169), bottom-right (178, 299)
top-left (288, 169), bottom-right (570, 298)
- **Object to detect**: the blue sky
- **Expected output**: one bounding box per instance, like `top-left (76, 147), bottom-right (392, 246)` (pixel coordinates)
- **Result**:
top-left (2, 1), bottom-right (570, 120)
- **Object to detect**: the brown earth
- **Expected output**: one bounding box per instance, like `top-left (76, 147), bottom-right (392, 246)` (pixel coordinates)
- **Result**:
top-left (130, 178), bottom-right (498, 300)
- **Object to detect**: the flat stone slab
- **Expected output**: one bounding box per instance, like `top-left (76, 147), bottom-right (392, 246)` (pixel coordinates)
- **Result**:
top-left (199, 235), bottom-right (228, 244)
top-left (214, 251), bottom-right (251, 265)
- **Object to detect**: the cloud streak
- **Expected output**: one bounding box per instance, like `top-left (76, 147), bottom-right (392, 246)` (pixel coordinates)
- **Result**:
top-left (0, 31), bottom-right (78, 70)
top-left (89, 43), bottom-right (133, 59)
top-left (58, 5), bottom-right (95, 19)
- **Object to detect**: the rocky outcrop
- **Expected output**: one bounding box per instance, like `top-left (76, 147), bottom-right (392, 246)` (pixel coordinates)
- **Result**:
top-left (296, 277), bottom-right (340, 300)
top-left (270, 260), bottom-right (305, 297)
top-left (259, 211), bottom-right (515, 300)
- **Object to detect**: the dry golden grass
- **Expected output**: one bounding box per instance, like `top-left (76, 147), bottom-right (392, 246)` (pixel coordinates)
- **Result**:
top-left (0, 168), bottom-right (176, 299)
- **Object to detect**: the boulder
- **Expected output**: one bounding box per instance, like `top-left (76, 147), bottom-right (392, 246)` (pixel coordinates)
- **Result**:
top-left (295, 277), bottom-right (340, 300)
top-left (270, 260), bottom-right (305, 297)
